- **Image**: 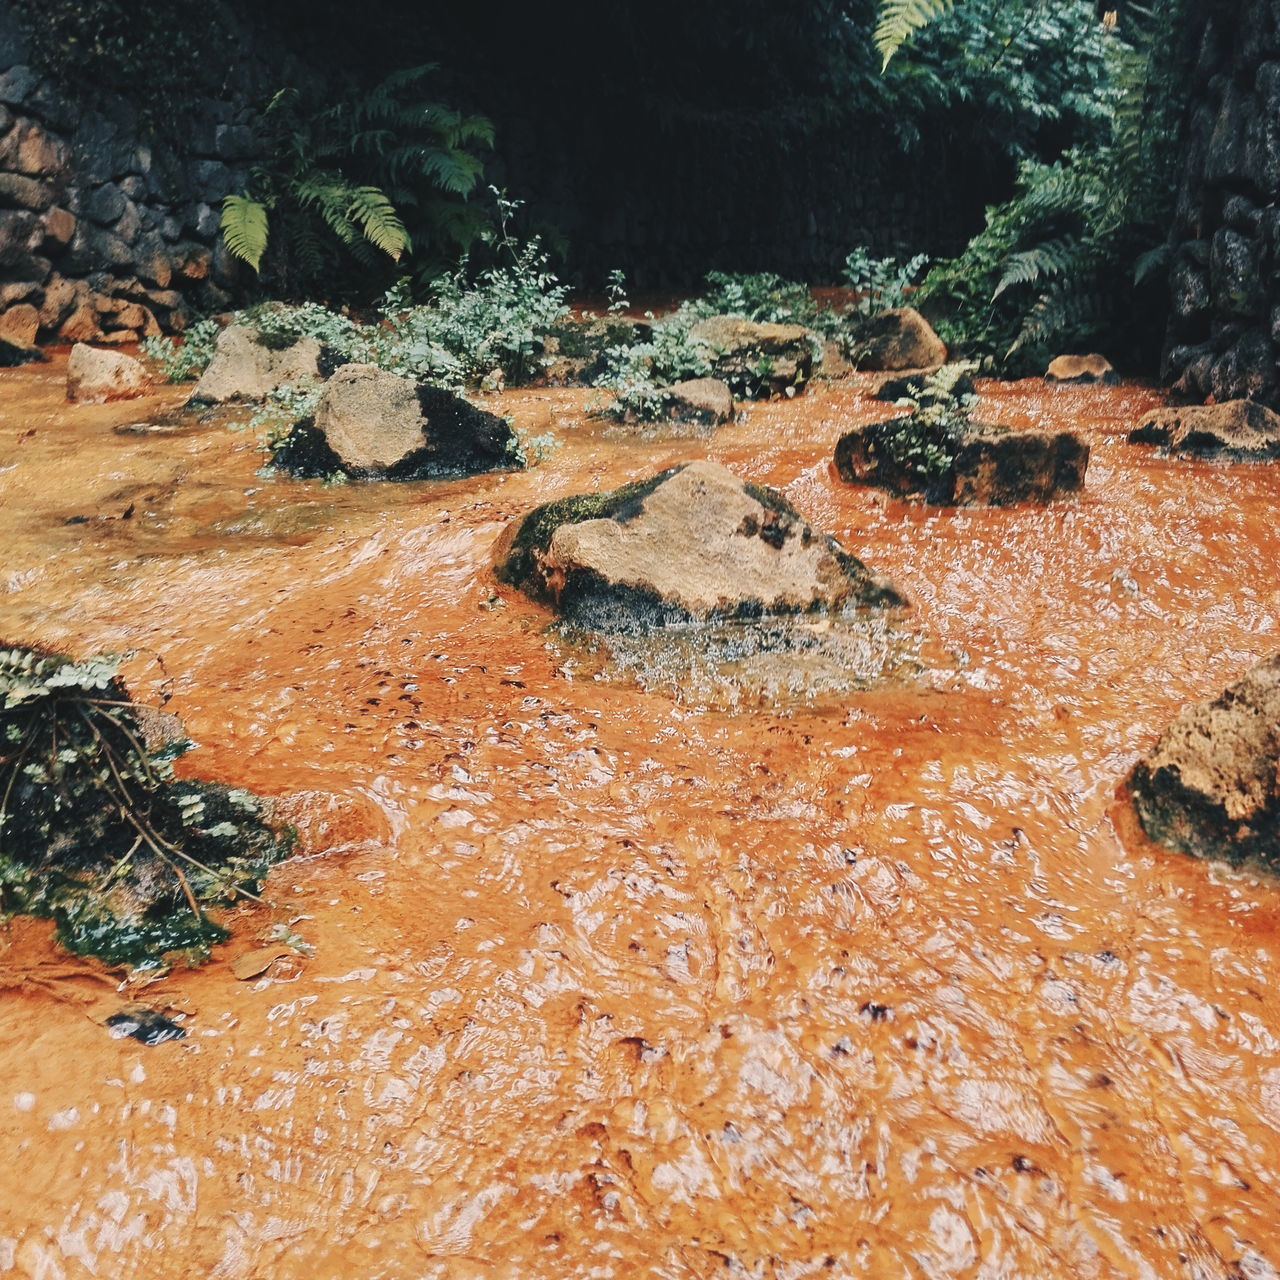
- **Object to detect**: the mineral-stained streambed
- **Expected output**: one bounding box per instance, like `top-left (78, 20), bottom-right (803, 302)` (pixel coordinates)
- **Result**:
top-left (1, 352), bottom-right (1278, 1279)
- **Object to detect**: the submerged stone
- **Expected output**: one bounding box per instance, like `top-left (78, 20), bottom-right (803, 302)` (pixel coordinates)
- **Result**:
top-left (271, 363), bottom-right (523, 481)
top-left (494, 459), bottom-right (905, 633)
top-left (1129, 653), bottom-right (1280, 868)
top-left (1128, 399), bottom-right (1280, 458)
top-left (688, 316), bottom-right (816, 397)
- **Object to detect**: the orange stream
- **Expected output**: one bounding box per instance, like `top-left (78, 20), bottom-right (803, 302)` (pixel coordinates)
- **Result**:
top-left (1, 353), bottom-right (1279, 1279)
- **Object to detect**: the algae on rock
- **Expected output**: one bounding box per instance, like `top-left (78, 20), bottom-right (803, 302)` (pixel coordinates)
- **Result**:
top-left (0, 645), bottom-right (289, 968)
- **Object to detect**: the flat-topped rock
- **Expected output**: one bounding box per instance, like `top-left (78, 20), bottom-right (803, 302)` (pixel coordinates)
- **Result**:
top-left (271, 363), bottom-right (522, 480)
top-left (1045, 353), bottom-right (1118, 384)
top-left (688, 316), bottom-right (816, 397)
top-left (665, 378), bottom-right (734, 430)
top-left (495, 459), bottom-right (905, 632)
top-left (1129, 399), bottom-right (1280, 458)
top-left (1130, 654), bottom-right (1280, 867)
top-left (189, 324), bottom-right (337, 404)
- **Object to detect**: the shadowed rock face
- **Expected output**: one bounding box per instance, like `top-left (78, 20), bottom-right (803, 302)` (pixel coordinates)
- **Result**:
top-left (495, 459), bottom-right (905, 632)
top-left (1129, 399), bottom-right (1280, 459)
top-left (271, 364), bottom-right (521, 481)
top-left (1130, 654), bottom-right (1280, 868)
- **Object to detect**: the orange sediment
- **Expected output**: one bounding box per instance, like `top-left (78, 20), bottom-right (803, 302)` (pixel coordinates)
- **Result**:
top-left (0, 354), bottom-right (1277, 1278)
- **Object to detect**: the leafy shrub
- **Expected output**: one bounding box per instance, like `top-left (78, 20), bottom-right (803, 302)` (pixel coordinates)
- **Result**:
top-left (222, 66), bottom-right (494, 297)
top-left (0, 645), bottom-right (288, 968)
top-left (140, 318), bottom-right (220, 383)
top-left (842, 247), bottom-right (930, 315)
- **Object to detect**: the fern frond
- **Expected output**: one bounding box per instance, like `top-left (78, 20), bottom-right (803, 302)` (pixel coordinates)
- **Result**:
top-left (1009, 280), bottom-right (1108, 355)
top-left (219, 194), bottom-right (269, 272)
top-left (993, 237), bottom-right (1083, 298)
top-left (344, 187), bottom-right (411, 261)
top-left (875, 0), bottom-right (957, 69)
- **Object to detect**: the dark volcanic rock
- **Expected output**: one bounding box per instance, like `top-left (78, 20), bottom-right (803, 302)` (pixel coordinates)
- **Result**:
top-left (494, 459), bottom-right (905, 633)
top-left (835, 418), bottom-right (1088, 507)
top-left (272, 363), bottom-right (522, 481)
top-left (1129, 399), bottom-right (1280, 458)
top-left (1130, 654), bottom-right (1280, 868)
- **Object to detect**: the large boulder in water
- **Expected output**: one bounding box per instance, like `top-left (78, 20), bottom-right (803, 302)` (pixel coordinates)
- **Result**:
top-left (1129, 654), bottom-right (1280, 868)
top-left (1128, 399), bottom-right (1280, 459)
top-left (848, 308), bottom-right (947, 372)
top-left (835, 416), bottom-right (1088, 506)
top-left (271, 363), bottom-right (522, 480)
top-left (188, 324), bottom-right (338, 404)
top-left (494, 459), bottom-right (905, 631)
top-left (688, 316), bottom-right (816, 397)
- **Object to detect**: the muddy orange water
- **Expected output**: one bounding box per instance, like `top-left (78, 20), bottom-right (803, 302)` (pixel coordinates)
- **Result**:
top-left (1, 353), bottom-right (1279, 1279)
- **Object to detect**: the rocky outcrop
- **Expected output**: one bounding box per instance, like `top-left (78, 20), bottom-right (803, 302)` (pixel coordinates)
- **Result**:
top-left (835, 417), bottom-right (1088, 506)
top-left (687, 316), bottom-right (816, 397)
top-left (188, 325), bottom-right (332, 404)
top-left (848, 308), bottom-right (947, 372)
top-left (494, 459), bottom-right (905, 631)
top-left (272, 363), bottom-right (521, 481)
top-left (1045, 354), bottom-right (1118, 385)
top-left (1162, 0), bottom-right (1280, 407)
top-left (873, 369), bottom-right (976, 403)
top-left (1130, 654), bottom-right (1280, 867)
top-left (665, 377), bottom-right (734, 429)
top-left (1129, 399), bottom-right (1280, 458)
top-left (65, 342), bottom-right (150, 402)
top-left (0, 6), bottom-right (261, 346)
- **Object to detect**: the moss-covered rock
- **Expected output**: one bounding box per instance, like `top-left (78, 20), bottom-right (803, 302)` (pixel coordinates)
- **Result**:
top-left (0, 645), bottom-right (290, 968)
top-left (494, 460), bottom-right (905, 633)
top-left (1129, 654), bottom-right (1280, 868)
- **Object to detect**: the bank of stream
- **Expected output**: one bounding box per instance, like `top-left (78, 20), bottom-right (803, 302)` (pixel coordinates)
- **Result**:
top-left (1, 352), bottom-right (1278, 1278)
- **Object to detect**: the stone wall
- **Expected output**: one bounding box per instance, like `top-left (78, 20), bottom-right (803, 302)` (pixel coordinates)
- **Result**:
top-left (1164, 0), bottom-right (1280, 406)
top-left (0, 3), bottom-right (261, 349)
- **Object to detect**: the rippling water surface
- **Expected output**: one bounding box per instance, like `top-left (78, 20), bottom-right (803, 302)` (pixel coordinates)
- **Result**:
top-left (1, 355), bottom-right (1279, 1279)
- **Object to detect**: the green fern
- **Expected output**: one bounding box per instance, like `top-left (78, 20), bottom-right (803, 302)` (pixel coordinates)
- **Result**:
top-left (993, 237), bottom-right (1083, 298)
top-left (220, 195), bottom-right (270, 272)
top-left (875, 0), bottom-right (957, 68)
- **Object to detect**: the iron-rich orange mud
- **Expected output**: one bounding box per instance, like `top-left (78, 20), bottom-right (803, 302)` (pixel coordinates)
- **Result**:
top-left (1, 353), bottom-right (1278, 1279)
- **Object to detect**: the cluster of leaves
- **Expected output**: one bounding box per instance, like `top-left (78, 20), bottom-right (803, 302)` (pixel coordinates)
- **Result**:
top-left (140, 319), bottom-right (221, 384)
top-left (863, 363), bottom-right (977, 495)
top-left (842, 247), bottom-right (931, 315)
top-left (221, 65), bottom-right (494, 298)
top-left (887, 1), bottom-right (1192, 371)
top-left (0, 646), bottom-right (288, 968)
top-left (593, 318), bottom-right (715, 422)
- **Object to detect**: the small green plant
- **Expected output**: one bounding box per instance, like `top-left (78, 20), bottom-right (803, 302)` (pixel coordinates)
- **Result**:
top-left (593, 314), bottom-right (714, 422)
top-left (0, 646), bottom-right (288, 968)
top-left (842, 247), bottom-right (931, 315)
top-left (139, 318), bottom-right (220, 383)
top-left (605, 269), bottom-right (629, 316)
